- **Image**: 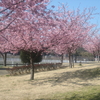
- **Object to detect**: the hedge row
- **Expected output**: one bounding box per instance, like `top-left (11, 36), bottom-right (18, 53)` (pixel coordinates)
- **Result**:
top-left (7, 63), bottom-right (63, 75)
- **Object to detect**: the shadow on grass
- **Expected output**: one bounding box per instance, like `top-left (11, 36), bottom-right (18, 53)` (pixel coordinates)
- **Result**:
top-left (29, 67), bottom-right (100, 87)
top-left (57, 67), bottom-right (100, 80)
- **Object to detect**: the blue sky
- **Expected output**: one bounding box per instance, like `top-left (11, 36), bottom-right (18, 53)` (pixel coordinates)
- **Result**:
top-left (48, 0), bottom-right (100, 30)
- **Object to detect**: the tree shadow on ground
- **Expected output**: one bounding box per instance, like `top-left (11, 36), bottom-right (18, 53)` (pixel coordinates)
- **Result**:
top-left (29, 67), bottom-right (100, 87)
top-left (56, 67), bottom-right (100, 80)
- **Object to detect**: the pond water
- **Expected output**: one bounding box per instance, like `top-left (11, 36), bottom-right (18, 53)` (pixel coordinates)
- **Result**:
top-left (0, 58), bottom-right (69, 65)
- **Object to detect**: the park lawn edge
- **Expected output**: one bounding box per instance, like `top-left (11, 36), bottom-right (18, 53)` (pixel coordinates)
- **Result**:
top-left (39, 85), bottom-right (100, 100)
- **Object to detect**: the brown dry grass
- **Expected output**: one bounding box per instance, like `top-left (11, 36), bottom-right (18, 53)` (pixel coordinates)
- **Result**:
top-left (0, 61), bottom-right (100, 100)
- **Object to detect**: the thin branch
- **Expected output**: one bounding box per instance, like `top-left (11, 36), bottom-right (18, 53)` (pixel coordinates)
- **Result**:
top-left (0, 18), bottom-right (16, 32)
top-left (0, 0), bottom-right (25, 13)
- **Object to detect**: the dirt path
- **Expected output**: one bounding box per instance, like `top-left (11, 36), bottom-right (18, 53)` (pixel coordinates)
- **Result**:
top-left (0, 62), bottom-right (100, 100)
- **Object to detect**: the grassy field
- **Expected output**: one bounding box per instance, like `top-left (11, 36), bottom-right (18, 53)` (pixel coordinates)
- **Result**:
top-left (0, 61), bottom-right (100, 100)
top-left (39, 85), bottom-right (100, 100)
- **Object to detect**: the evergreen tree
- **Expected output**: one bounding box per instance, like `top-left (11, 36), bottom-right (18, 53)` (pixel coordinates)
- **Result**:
top-left (20, 51), bottom-right (42, 64)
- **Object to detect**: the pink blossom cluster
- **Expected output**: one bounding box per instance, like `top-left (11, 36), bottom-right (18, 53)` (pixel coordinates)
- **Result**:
top-left (0, 0), bottom-right (97, 56)
top-left (83, 34), bottom-right (100, 56)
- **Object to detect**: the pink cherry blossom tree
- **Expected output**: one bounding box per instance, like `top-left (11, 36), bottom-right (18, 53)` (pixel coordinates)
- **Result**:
top-left (0, 0), bottom-right (61, 80)
top-left (51, 5), bottom-right (97, 68)
top-left (83, 34), bottom-right (100, 62)
top-left (0, 0), bottom-right (52, 69)
top-left (0, 5), bottom-right (62, 80)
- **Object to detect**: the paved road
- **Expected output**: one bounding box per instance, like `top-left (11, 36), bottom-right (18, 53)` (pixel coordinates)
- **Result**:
top-left (0, 68), bottom-right (9, 75)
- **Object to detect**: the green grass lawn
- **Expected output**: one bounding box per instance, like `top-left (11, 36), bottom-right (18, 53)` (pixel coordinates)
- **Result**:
top-left (38, 85), bottom-right (100, 100)
top-left (64, 86), bottom-right (100, 100)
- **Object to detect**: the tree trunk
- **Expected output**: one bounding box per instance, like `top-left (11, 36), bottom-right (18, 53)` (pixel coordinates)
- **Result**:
top-left (74, 55), bottom-right (77, 63)
top-left (4, 53), bottom-right (7, 66)
top-left (30, 62), bottom-right (34, 80)
top-left (29, 51), bottom-right (42, 80)
top-left (61, 53), bottom-right (64, 64)
top-left (69, 53), bottom-right (72, 68)
top-left (72, 54), bottom-right (74, 68)
top-left (30, 53), bottom-right (34, 80)
top-left (0, 52), bottom-right (4, 58)
top-left (97, 55), bottom-right (99, 62)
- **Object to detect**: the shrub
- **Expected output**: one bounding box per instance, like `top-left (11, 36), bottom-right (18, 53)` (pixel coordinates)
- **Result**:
top-left (20, 51), bottom-right (42, 64)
